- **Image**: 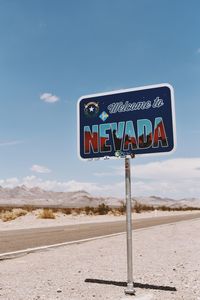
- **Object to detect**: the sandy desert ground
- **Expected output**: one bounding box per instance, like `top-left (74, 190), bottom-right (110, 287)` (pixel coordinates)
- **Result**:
top-left (0, 217), bottom-right (199, 299)
top-left (0, 210), bottom-right (199, 231)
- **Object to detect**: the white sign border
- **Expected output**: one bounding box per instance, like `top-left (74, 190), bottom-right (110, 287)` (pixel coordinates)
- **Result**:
top-left (77, 83), bottom-right (176, 161)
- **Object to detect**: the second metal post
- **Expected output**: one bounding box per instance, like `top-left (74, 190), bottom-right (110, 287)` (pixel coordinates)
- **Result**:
top-left (125, 157), bottom-right (135, 295)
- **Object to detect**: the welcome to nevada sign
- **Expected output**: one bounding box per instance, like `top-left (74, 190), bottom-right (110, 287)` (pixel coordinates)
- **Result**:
top-left (77, 83), bottom-right (176, 160)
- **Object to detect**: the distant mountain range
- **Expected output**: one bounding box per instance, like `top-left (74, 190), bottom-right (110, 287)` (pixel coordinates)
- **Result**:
top-left (0, 185), bottom-right (199, 208)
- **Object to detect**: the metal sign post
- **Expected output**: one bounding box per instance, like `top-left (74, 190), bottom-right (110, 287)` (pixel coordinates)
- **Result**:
top-left (125, 156), bottom-right (135, 295)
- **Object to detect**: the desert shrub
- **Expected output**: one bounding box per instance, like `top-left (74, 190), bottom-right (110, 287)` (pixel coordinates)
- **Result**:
top-left (73, 208), bottom-right (83, 214)
top-left (140, 204), bottom-right (154, 211)
top-left (38, 208), bottom-right (55, 219)
top-left (1, 211), bottom-right (17, 222)
top-left (84, 206), bottom-right (96, 215)
top-left (22, 205), bottom-right (34, 212)
top-left (96, 203), bottom-right (110, 215)
top-left (0, 208), bottom-right (28, 222)
top-left (0, 207), bottom-right (12, 214)
top-left (185, 206), bottom-right (199, 211)
top-left (116, 202), bottom-right (126, 215)
top-left (134, 201), bottom-right (142, 213)
top-left (133, 202), bottom-right (157, 213)
top-left (60, 208), bottom-right (72, 215)
top-left (13, 208), bottom-right (28, 217)
top-left (50, 208), bottom-right (59, 213)
top-left (158, 205), bottom-right (171, 211)
top-left (84, 206), bottom-right (91, 215)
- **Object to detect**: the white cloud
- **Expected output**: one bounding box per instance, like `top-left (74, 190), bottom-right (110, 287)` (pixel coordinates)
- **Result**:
top-left (130, 157), bottom-right (200, 199)
top-left (133, 158), bottom-right (200, 180)
top-left (0, 177), bottom-right (19, 188)
top-left (95, 158), bottom-right (200, 180)
top-left (0, 176), bottom-right (109, 195)
top-left (197, 48), bottom-right (200, 54)
top-left (0, 140), bottom-right (23, 147)
top-left (93, 158), bottom-right (200, 199)
top-left (30, 164), bottom-right (51, 174)
top-left (0, 158), bottom-right (199, 199)
top-left (40, 93), bottom-right (59, 103)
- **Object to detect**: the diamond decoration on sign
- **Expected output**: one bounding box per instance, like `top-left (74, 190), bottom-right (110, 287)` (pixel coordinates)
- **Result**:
top-left (99, 111), bottom-right (109, 122)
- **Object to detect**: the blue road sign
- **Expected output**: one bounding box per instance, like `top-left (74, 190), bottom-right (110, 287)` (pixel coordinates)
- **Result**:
top-left (77, 83), bottom-right (176, 160)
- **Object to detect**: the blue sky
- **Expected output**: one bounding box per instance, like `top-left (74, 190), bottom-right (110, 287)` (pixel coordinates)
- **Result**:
top-left (0, 0), bottom-right (200, 199)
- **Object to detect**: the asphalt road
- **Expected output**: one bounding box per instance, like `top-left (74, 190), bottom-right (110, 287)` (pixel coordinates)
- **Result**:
top-left (0, 213), bottom-right (200, 254)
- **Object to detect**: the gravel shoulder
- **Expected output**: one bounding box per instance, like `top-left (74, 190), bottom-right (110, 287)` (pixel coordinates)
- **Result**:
top-left (0, 218), bottom-right (199, 299)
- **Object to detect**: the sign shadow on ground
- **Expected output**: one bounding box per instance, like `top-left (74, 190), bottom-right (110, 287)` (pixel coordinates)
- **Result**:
top-left (85, 278), bottom-right (177, 292)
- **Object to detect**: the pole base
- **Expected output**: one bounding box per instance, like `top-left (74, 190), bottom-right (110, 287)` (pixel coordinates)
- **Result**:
top-left (124, 282), bottom-right (135, 296)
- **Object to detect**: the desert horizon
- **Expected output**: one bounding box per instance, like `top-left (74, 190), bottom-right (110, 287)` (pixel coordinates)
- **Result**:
top-left (0, 185), bottom-right (199, 209)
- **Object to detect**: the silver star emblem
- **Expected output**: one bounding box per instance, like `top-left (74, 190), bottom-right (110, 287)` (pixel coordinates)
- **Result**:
top-left (89, 106), bottom-right (94, 112)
